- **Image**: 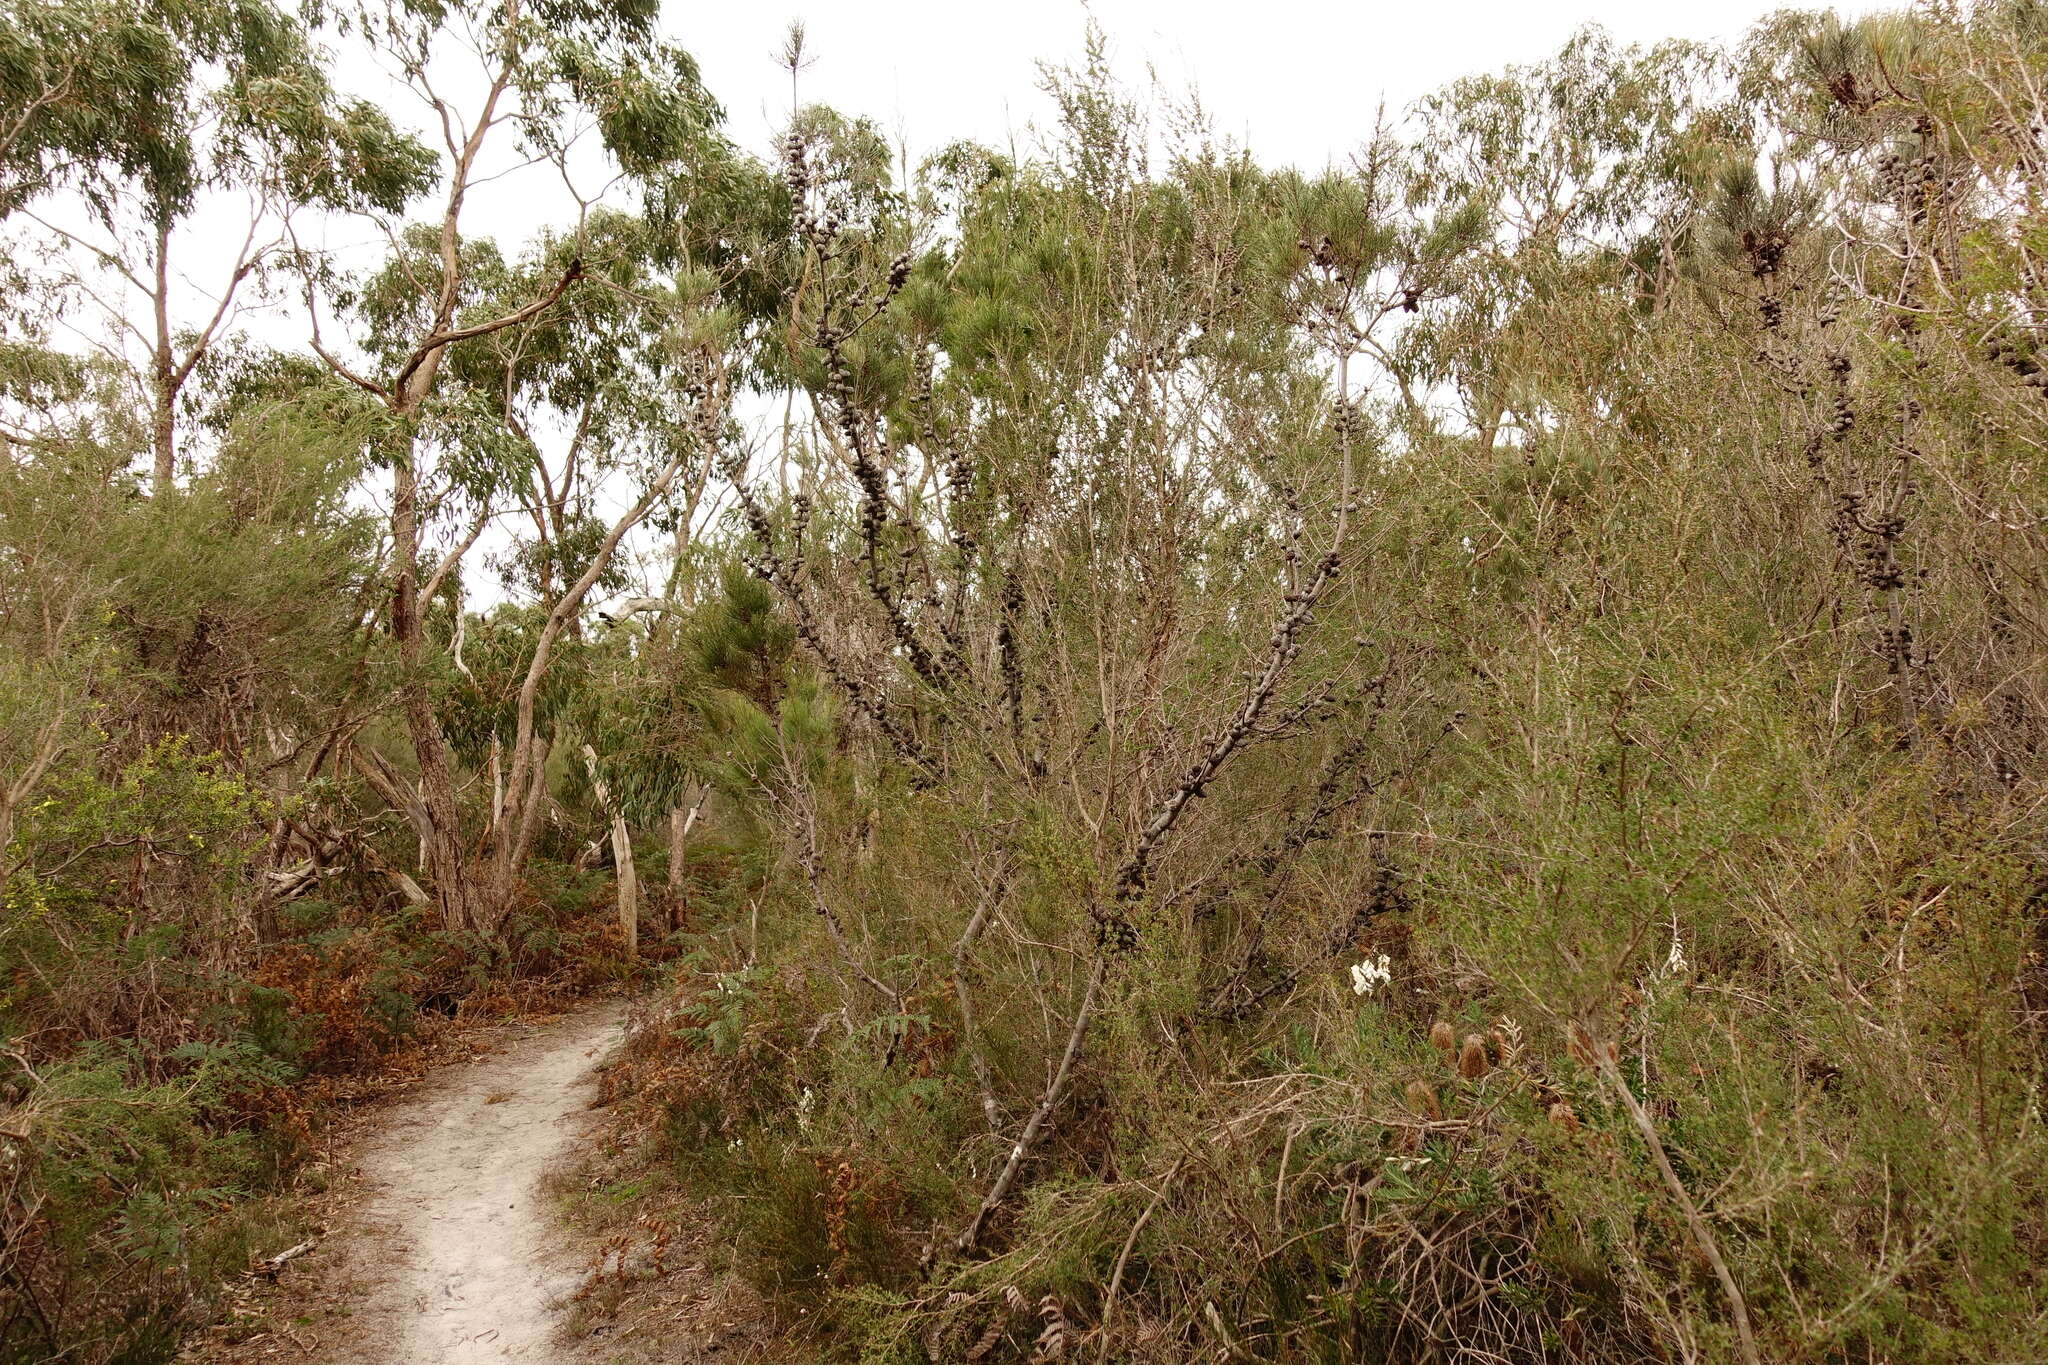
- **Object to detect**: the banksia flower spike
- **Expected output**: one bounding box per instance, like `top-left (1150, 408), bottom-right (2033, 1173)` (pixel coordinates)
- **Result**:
top-left (1457, 1034), bottom-right (1490, 1079)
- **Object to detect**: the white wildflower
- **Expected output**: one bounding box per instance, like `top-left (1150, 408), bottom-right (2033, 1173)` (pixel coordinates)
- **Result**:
top-left (794, 1085), bottom-right (816, 1134)
top-left (1349, 954), bottom-right (1393, 996)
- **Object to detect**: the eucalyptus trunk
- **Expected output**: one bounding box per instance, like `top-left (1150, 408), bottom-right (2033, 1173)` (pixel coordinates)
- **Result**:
top-left (389, 431), bottom-right (492, 935)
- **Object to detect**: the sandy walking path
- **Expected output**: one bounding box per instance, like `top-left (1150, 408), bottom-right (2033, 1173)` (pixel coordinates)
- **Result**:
top-left (324, 1003), bottom-right (625, 1362)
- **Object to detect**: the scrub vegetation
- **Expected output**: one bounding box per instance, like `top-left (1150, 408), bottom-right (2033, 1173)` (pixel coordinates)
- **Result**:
top-left (3, 2), bottom-right (2048, 1361)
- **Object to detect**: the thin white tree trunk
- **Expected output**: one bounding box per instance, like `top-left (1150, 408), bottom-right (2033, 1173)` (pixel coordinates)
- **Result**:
top-left (667, 783), bottom-right (706, 931)
top-left (489, 735), bottom-right (504, 831)
top-left (610, 812), bottom-right (638, 960)
top-left (582, 745), bottom-right (638, 959)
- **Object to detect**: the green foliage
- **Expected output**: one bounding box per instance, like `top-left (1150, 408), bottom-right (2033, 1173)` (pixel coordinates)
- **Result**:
top-left (590, 8), bottom-right (2048, 1364)
top-left (0, 1041), bottom-right (298, 1364)
top-left (0, 0), bottom-right (434, 219)
top-left (691, 562), bottom-right (795, 709)
top-left (7, 2), bottom-right (2048, 1362)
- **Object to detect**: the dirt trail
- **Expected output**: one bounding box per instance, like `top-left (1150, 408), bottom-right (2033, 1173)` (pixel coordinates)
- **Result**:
top-left (315, 1004), bottom-right (625, 1363)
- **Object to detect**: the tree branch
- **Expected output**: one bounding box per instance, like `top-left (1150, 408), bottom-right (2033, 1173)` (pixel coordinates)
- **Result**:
top-left (390, 258), bottom-right (584, 408)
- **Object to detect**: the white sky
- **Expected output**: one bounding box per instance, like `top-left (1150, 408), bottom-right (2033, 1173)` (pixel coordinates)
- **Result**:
top-left (677, 1), bottom-right (1872, 169)
top-left (427, 0), bottom-right (1881, 255)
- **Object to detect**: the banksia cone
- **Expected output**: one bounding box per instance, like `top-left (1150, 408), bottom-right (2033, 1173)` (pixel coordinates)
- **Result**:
top-left (1429, 1020), bottom-right (1455, 1055)
top-left (1404, 1079), bottom-right (1442, 1120)
top-left (1548, 1101), bottom-right (1581, 1134)
top-left (1458, 1034), bottom-right (1490, 1079)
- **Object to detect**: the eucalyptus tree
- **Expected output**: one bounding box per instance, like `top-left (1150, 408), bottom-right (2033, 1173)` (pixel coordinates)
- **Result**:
top-left (0, 0), bottom-right (434, 493)
top-left (400, 208), bottom-right (740, 933)
top-left (1402, 29), bottom-right (1738, 449)
top-left (294, 0), bottom-right (729, 935)
top-left (0, 0), bottom-right (174, 214)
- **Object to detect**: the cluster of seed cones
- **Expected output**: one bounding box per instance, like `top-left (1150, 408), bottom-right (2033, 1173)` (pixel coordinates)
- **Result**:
top-left (1402, 1019), bottom-right (1581, 1135)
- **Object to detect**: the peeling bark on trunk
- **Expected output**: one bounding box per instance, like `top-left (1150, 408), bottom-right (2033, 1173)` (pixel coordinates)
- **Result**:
top-left (667, 785), bottom-right (705, 932)
top-left (582, 745), bottom-right (638, 959)
top-left (667, 805), bottom-right (686, 929)
top-left (611, 813), bottom-right (638, 959)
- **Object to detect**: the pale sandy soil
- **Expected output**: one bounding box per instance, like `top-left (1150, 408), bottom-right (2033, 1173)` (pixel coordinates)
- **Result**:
top-left (186, 1003), bottom-right (629, 1364)
top-left (361, 1002), bottom-right (627, 1361)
